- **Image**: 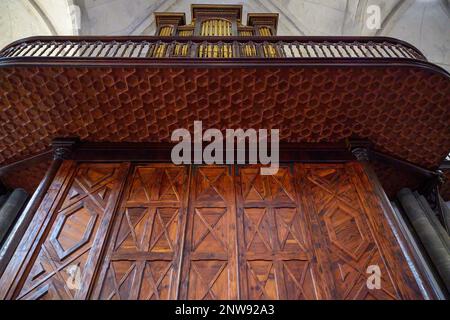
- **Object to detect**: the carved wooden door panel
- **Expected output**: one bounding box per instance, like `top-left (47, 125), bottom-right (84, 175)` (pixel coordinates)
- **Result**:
top-left (296, 163), bottom-right (422, 299)
top-left (92, 164), bottom-right (189, 299)
top-left (178, 165), bottom-right (239, 300)
top-left (7, 163), bottom-right (129, 300)
top-left (235, 165), bottom-right (321, 299)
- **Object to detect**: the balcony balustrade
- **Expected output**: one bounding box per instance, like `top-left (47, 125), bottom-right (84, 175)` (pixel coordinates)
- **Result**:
top-left (0, 36), bottom-right (426, 62)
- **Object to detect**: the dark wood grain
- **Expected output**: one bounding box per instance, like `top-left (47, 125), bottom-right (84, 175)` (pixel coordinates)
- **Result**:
top-left (0, 160), bottom-right (76, 299)
top-left (235, 165), bottom-right (319, 299)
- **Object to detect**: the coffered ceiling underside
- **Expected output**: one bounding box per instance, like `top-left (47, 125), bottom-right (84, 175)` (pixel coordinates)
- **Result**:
top-left (0, 64), bottom-right (449, 171)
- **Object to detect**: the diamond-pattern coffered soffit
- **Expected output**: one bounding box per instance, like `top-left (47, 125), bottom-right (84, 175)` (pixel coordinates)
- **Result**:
top-left (0, 62), bottom-right (449, 169)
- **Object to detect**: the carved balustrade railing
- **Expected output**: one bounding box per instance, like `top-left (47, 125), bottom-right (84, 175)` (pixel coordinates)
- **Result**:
top-left (0, 36), bottom-right (426, 61)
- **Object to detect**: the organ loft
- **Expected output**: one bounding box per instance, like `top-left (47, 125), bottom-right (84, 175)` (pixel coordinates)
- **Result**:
top-left (0, 4), bottom-right (448, 300)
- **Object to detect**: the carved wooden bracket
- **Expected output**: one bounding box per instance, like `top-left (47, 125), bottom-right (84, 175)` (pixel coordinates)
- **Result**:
top-left (348, 139), bottom-right (372, 162)
top-left (52, 137), bottom-right (80, 160)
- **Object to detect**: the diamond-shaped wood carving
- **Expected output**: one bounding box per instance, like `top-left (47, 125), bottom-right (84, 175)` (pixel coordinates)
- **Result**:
top-left (49, 202), bottom-right (97, 260)
top-left (323, 205), bottom-right (370, 260)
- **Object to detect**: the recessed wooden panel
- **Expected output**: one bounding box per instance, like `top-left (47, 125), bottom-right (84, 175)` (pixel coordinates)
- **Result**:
top-left (296, 163), bottom-right (423, 299)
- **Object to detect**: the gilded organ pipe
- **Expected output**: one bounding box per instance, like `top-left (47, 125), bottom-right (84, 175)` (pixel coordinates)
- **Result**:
top-left (199, 19), bottom-right (233, 57)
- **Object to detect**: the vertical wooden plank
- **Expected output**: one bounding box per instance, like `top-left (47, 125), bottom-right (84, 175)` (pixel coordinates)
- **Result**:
top-left (236, 165), bottom-right (318, 300)
top-left (91, 164), bottom-right (189, 300)
top-left (234, 165), bottom-right (248, 299)
top-left (294, 164), bottom-right (335, 299)
top-left (178, 165), bottom-right (197, 299)
top-left (179, 165), bottom-right (239, 300)
top-left (263, 175), bottom-right (288, 300)
top-left (237, 165), bottom-right (277, 299)
top-left (172, 165), bottom-right (192, 299)
top-left (270, 165), bottom-right (318, 300)
top-left (80, 162), bottom-right (131, 299)
top-left (89, 163), bottom-right (136, 299)
top-left (228, 165), bottom-right (240, 300)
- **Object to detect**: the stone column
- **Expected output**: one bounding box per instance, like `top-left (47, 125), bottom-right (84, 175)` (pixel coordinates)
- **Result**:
top-left (0, 189), bottom-right (28, 244)
top-left (397, 188), bottom-right (450, 292)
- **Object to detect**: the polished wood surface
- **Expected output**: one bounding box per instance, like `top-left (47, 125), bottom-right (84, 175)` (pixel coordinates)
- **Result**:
top-left (0, 162), bottom-right (425, 299)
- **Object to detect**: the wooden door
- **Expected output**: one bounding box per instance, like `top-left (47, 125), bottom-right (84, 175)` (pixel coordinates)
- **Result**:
top-left (0, 162), bottom-right (425, 300)
top-left (0, 162), bottom-right (129, 299)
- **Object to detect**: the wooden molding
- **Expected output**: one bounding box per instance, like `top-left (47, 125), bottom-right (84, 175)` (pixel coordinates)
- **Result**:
top-left (65, 140), bottom-right (355, 163)
top-left (52, 137), bottom-right (80, 160)
top-left (154, 12), bottom-right (186, 27)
